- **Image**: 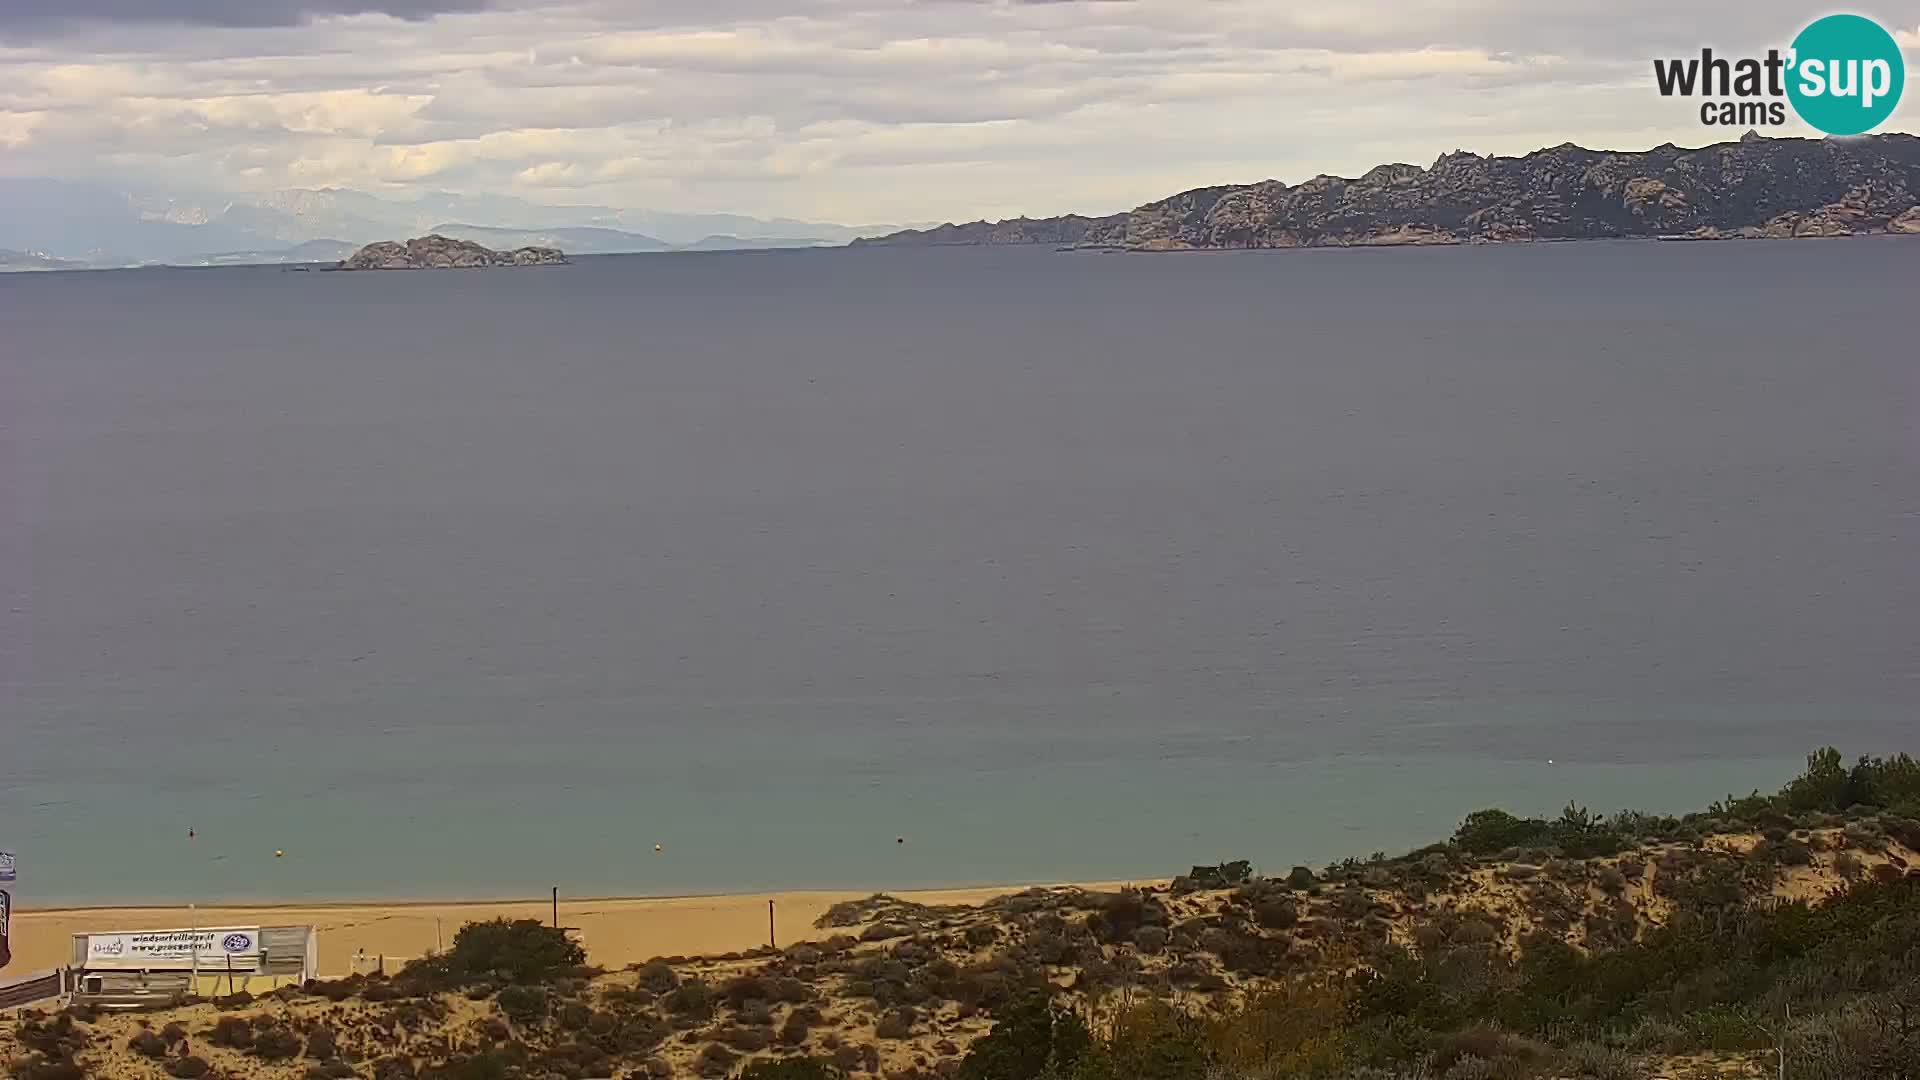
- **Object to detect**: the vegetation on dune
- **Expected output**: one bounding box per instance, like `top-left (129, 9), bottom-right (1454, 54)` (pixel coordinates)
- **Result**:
top-left (921, 749), bottom-right (1920, 1080)
top-left (406, 919), bottom-right (588, 990)
top-left (940, 870), bottom-right (1920, 1078)
top-left (9, 748), bottom-right (1920, 1080)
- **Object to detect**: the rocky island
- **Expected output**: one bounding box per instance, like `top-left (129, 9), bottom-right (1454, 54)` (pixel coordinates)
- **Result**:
top-left (855, 131), bottom-right (1920, 250)
top-left (336, 233), bottom-right (567, 270)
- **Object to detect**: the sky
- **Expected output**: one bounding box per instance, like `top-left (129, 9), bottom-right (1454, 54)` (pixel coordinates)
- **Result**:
top-left (1, 0), bottom-right (1916, 223)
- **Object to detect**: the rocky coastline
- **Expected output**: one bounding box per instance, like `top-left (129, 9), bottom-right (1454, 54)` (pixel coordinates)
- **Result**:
top-left (854, 131), bottom-right (1920, 251)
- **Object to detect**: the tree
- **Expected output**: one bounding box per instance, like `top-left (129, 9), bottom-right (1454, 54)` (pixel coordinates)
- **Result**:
top-left (1781, 748), bottom-right (1853, 813)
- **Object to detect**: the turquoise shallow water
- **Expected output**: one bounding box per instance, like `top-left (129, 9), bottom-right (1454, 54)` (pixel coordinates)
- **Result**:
top-left (5, 747), bottom-right (1810, 906)
top-left (2, 241), bottom-right (1915, 905)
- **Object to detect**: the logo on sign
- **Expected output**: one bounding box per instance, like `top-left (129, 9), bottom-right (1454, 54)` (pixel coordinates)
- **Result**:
top-left (222, 934), bottom-right (254, 953)
top-left (0, 852), bottom-right (15, 882)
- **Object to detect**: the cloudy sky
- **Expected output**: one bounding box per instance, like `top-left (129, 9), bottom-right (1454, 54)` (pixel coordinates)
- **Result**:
top-left (1, 0), bottom-right (1915, 223)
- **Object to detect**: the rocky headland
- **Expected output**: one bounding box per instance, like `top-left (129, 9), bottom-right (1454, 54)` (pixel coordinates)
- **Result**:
top-left (855, 132), bottom-right (1920, 250)
top-left (337, 234), bottom-right (567, 270)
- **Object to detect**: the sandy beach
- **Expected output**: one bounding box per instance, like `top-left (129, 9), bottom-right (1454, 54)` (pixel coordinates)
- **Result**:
top-left (5, 883), bottom-right (1149, 978)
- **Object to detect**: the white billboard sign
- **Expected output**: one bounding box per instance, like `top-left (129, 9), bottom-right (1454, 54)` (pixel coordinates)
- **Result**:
top-left (82, 927), bottom-right (262, 970)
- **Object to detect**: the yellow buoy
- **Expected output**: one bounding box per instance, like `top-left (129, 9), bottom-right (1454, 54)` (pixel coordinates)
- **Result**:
top-left (275, 849), bottom-right (285, 858)
top-left (654, 843), bottom-right (663, 853)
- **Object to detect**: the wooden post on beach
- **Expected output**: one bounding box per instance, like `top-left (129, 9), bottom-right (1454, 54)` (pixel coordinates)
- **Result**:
top-left (189, 904), bottom-right (199, 994)
top-left (768, 901), bottom-right (775, 949)
top-left (552, 887), bottom-right (559, 929)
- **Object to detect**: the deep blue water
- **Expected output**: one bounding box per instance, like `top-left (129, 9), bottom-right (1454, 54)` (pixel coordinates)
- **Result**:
top-left (1, 240), bottom-right (1914, 905)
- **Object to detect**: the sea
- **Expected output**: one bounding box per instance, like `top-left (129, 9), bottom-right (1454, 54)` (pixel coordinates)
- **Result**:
top-left (1, 239), bottom-right (1914, 907)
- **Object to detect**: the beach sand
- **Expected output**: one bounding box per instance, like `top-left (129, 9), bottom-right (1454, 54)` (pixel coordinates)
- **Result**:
top-left (6, 883), bottom-right (1145, 977)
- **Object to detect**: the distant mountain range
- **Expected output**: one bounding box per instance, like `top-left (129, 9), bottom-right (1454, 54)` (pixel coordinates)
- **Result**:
top-left (856, 132), bottom-right (1920, 250)
top-left (21, 132), bottom-right (1915, 271)
top-left (0, 248), bottom-right (89, 272)
top-left (427, 223), bottom-right (842, 255)
top-left (0, 180), bottom-right (905, 270)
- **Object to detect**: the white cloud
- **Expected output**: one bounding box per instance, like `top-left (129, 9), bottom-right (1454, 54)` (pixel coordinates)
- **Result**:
top-left (0, 0), bottom-right (1914, 223)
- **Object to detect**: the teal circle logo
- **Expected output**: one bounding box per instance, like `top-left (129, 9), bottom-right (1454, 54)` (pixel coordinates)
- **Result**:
top-left (1786, 14), bottom-right (1905, 135)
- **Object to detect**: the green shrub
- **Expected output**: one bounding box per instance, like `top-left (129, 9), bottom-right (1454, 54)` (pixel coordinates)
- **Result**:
top-left (1785, 995), bottom-right (1920, 1080)
top-left (1552, 804), bottom-right (1627, 859)
top-left (253, 1025), bottom-right (303, 1060)
top-left (372, 1056), bottom-right (418, 1080)
top-left (737, 1060), bottom-right (846, 1080)
top-left (719, 975), bottom-right (775, 1009)
top-left (1882, 816), bottom-right (1920, 851)
top-left (634, 960), bottom-right (679, 993)
top-left (695, 1042), bottom-right (739, 1078)
top-left (780, 1011), bottom-right (813, 1046)
top-left (496, 984), bottom-right (548, 1023)
top-left (12, 1056), bottom-right (88, 1080)
top-left (665, 978), bottom-right (715, 1018)
top-left (209, 1015), bottom-right (253, 1049)
top-left (715, 1025), bottom-right (773, 1052)
top-left (1429, 1027), bottom-right (1545, 1073)
top-left (1076, 1002), bottom-right (1211, 1080)
top-left (956, 995), bottom-right (1090, 1080)
top-left (1774, 838), bottom-right (1816, 866)
top-left (876, 1008), bottom-right (915, 1040)
top-left (128, 1030), bottom-right (168, 1059)
top-left (304, 1026), bottom-right (338, 1060)
top-left (1727, 750), bottom-right (1920, 822)
top-left (1102, 889), bottom-right (1166, 934)
top-left (423, 1052), bottom-right (512, 1080)
top-left (1254, 898), bottom-right (1299, 930)
top-left (1453, 811), bottom-right (1554, 856)
top-left (423, 919), bottom-right (585, 987)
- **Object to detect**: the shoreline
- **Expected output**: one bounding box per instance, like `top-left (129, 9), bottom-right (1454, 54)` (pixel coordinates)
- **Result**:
top-left (13, 875), bottom-right (1167, 915)
top-left (6, 880), bottom-right (1162, 978)
top-left (15, 228), bottom-right (1918, 276)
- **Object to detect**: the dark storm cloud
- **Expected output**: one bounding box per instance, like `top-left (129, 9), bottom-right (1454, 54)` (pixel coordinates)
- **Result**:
top-left (0, 0), bottom-right (493, 30)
